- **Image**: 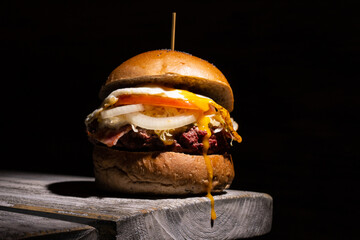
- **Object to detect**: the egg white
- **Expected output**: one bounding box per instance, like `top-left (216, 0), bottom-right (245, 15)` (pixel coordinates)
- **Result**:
top-left (104, 86), bottom-right (210, 106)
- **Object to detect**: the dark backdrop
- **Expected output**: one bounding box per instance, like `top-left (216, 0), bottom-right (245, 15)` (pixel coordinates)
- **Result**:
top-left (1, 1), bottom-right (359, 239)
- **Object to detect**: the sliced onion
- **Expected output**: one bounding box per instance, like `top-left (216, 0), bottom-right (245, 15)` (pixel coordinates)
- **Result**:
top-left (231, 118), bottom-right (239, 131)
top-left (100, 115), bottom-right (128, 129)
top-left (213, 127), bottom-right (223, 133)
top-left (126, 112), bottom-right (197, 130)
top-left (101, 104), bottom-right (144, 119)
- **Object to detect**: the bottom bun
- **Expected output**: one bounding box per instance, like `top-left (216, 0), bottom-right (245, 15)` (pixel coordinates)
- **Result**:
top-left (93, 145), bottom-right (235, 195)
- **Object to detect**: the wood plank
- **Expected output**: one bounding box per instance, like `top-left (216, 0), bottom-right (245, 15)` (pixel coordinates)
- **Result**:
top-left (0, 210), bottom-right (97, 240)
top-left (0, 171), bottom-right (272, 239)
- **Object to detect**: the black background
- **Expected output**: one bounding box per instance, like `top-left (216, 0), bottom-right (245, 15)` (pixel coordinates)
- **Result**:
top-left (1, 1), bottom-right (359, 239)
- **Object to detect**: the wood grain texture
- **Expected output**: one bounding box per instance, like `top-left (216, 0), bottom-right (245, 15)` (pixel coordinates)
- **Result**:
top-left (0, 171), bottom-right (272, 239)
top-left (0, 210), bottom-right (97, 240)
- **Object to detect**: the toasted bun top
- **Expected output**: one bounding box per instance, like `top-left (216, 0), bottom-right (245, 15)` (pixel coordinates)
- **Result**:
top-left (99, 50), bottom-right (234, 111)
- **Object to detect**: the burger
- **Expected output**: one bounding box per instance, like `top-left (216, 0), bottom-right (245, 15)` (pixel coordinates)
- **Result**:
top-left (85, 49), bottom-right (242, 220)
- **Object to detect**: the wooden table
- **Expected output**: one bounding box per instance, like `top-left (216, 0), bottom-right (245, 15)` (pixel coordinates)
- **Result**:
top-left (0, 171), bottom-right (272, 239)
top-left (0, 210), bottom-right (97, 240)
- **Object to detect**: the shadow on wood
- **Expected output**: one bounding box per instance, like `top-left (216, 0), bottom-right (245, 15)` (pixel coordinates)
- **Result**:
top-left (47, 181), bottom-right (227, 200)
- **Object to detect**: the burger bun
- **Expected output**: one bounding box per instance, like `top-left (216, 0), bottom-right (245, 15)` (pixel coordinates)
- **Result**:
top-left (93, 145), bottom-right (235, 195)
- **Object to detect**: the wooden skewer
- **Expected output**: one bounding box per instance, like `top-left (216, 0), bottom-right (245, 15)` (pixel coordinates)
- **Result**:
top-left (171, 12), bottom-right (176, 51)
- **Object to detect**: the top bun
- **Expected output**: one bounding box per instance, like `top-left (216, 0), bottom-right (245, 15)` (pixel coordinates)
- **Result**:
top-left (99, 50), bottom-right (234, 111)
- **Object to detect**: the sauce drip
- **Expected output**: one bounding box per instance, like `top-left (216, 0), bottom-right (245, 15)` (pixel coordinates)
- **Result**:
top-left (177, 88), bottom-right (218, 221)
top-left (198, 114), bottom-right (217, 221)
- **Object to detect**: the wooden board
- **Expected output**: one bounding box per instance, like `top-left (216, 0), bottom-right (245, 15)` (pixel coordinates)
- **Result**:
top-left (0, 210), bottom-right (97, 240)
top-left (0, 171), bottom-right (272, 239)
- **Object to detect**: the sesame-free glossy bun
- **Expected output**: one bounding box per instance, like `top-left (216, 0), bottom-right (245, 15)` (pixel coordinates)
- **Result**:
top-left (99, 49), bottom-right (234, 111)
top-left (93, 145), bottom-right (235, 195)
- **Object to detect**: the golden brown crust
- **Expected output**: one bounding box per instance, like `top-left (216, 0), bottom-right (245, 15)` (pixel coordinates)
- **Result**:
top-left (99, 49), bottom-right (234, 111)
top-left (93, 145), bottom-right (235, 195)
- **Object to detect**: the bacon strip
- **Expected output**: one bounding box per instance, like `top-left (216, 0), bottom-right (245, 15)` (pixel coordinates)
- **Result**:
top-left (98, 126), bottom-right (132, 147)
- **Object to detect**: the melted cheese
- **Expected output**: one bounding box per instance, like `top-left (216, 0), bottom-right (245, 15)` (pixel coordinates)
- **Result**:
top-left (174, 89), bottom-right (211, 112)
